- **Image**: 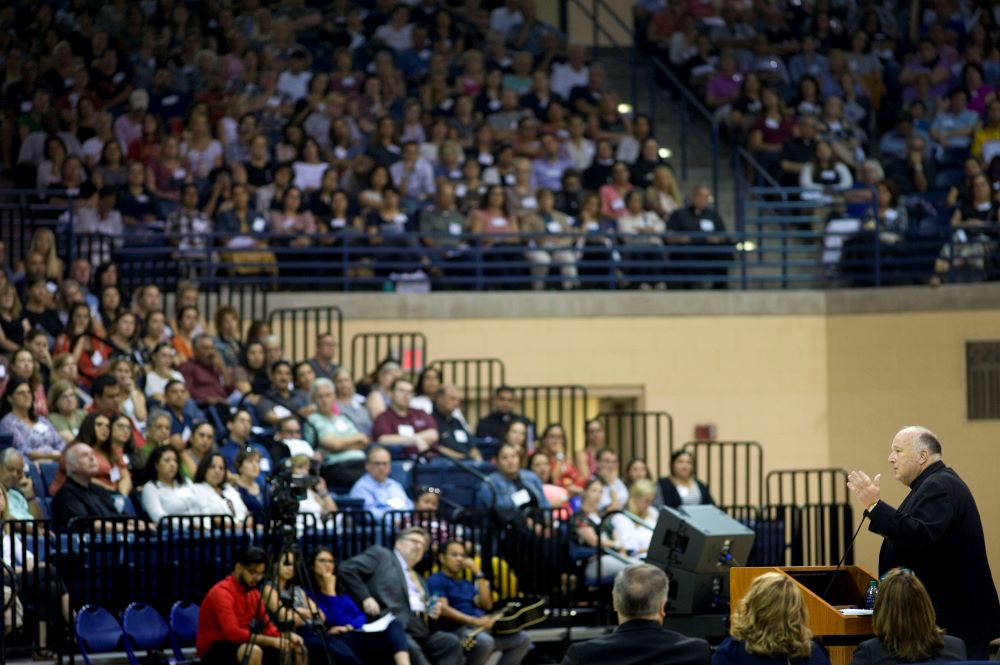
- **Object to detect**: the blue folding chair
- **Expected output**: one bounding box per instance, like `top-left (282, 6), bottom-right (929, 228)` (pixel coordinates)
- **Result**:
top-left (75, 604), bottom-right (135, 665)
top-left (123, 602), bottom-right (174, 662)
top-left (169, 601), bottom-right (200, 661)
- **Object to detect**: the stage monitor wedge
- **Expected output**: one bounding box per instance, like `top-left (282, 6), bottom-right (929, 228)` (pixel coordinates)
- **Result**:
top-left (646, 505), bottom-right (755, 574)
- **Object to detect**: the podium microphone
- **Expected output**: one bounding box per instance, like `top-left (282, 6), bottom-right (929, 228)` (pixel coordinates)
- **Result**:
top-left (820, 512), bottom-right (868, 603)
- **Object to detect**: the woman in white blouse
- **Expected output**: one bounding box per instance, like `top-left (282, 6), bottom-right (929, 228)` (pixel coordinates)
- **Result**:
top-left (610, 479), bottom-right (660, 557)
top-left (191, 451), bottom-right (251, 528)
top-left (141, 446), bottom-right (202, 524)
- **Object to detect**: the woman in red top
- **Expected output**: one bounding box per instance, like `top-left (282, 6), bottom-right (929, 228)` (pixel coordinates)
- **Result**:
top-left (538, 423), bottom-right (585, 496)
top-left (54, 303), bottom-right (111, 389)
top-left (747, 87), bottom-right (795, 173)
top-left (126, 112), bottom-right (163, 165)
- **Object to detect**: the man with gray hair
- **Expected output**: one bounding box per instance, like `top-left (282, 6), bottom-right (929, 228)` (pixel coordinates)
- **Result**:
top-left (848, 426), bottom-right (1000, 658)
top-left (0, 449), bottom-right (42, 520)
top-left (51, 444), bottom-right (120, 527)
top-left (561, 564), bottom-right (711, 665)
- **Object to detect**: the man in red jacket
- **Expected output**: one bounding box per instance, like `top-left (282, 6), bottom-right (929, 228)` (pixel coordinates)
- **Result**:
top-left (197, 546), bottom-right (306, 665)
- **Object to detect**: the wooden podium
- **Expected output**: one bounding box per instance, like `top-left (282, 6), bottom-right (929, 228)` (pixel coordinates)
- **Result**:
top-left (731, 566), bottom-right (877, 665)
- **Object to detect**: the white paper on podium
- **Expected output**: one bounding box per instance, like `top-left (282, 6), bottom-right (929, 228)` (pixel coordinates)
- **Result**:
top-left (839, 608), bottom-right (873, 616)
top-left (362, 614), bottom-right (395, 632)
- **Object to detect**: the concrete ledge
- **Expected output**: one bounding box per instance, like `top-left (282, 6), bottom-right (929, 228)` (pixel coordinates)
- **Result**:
top-left (265, 284), bottom-right (1000, 320)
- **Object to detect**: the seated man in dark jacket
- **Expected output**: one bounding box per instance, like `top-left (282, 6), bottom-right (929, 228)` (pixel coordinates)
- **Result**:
top-left (51, 443), bottom-right (123, 527)
top-left (666, 184), bottom-right (734, 290)
top-left (561, 563), bottom-right (711, 665)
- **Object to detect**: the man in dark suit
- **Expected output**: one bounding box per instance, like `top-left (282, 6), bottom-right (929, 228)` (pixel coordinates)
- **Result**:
top-left (665, 184), bottom-right (733, 289)
top-left (561, 564), bottom-right (711, 665)
top-left (337, 527), bottom-right (464, 665)
top-left (848, 427), bottom-right (1000, 659)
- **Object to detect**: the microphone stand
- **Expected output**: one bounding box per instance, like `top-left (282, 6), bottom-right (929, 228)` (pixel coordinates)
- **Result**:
top-left (820, 512), bottom-right (868, 603)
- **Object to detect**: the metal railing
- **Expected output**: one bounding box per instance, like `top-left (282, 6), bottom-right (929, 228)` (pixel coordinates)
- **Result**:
top-left (429, 358), bottom-right (507, 431)
top-left (513, 384), bottom-right (590, 452)
top-left (766, 468), bottom-right (850, 506)
top-left (268, 305), bottom-right (345, 367)
top-left (350, 331), bottom-right (429, 382)
top-left (597, 411), bottom-right (674, 477)
top-left (11, 198), bottom-right (990, 290)
top-left (680, 440), bottom-right (764, 508)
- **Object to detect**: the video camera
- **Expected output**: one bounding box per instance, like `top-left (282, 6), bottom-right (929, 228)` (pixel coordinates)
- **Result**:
top-left (268, 456), bottom-right (322, 522)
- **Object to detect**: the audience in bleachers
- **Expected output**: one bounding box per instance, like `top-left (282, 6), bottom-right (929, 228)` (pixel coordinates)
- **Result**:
top-left (644, 0), bottom-right (1000, 285)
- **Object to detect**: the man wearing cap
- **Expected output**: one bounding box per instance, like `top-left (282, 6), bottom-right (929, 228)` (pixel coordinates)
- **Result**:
top-left (115, 89), bottom-right (148, 153)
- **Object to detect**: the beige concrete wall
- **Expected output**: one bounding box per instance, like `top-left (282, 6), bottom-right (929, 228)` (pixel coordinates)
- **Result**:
top-left (336, 315), bottom-right (832, 480)
top-left (826, 309), bottom-right (1000, 591)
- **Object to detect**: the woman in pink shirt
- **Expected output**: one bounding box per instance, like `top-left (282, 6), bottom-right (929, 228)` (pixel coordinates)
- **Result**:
top-left (599, 162), bottom-right (634, 218)
top-left (468, 185), bottom-right (522, 287)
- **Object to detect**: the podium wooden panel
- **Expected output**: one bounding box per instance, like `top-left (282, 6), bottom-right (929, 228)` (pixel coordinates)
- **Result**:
top-left (731, 566), bottom-right (877, 665)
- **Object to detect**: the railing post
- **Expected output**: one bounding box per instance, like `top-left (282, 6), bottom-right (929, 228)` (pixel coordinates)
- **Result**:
top-left (680, 95), bottom-right (689, 181)
top-left (873, 211), bottom-right (882, 288)
top-left (592, 0), bottom-right (598, 55)
top-left (711, 128), bottom-right (719, 206)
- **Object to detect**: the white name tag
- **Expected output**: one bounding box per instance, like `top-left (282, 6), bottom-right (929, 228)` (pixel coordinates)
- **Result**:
top-left (448, 222), bottom-right (462, 235)
top-left (699, 219), bottom-right (714, 232)
top-left (521, 196), bottom-right (537, 209)
top-left (611, 198), bottom-right (625, 211)
top-left (490, 217), bottom-right (507, 228)
top-left (273, 405), bottom-right (293, 419)
top-left (32, 421), bottom-right (49, 434)
top-left (820, 169), bottom-right (836, 180)
top-left (765, 117), bottom-right (780, 130)
top-left (110, 466), bottom-right (122, 483)
top-left (511, 489), bottom-right (531, 507)
top-left (91, 350), bottom-right (103, 366)
top-left (252, 217), bottom-right (267, 233)
top-left (260, 457), bottom-right (271, 472)
top-left (181, 426), bottom-right (191, 441)
top-left (398, 424), bottom-right (416, 437)
top-left (454, 430), bottom-right (468, 443)
top-left (546, 221), bottom-right (561, 233)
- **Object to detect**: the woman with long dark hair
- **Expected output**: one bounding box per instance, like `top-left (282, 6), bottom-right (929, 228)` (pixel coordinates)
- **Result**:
top-left (301, 547), bottom-right (412, 665)
top-left (655, 450), bottom-right (714, 509)
top-left (850, 568), bottom-right (966, 665)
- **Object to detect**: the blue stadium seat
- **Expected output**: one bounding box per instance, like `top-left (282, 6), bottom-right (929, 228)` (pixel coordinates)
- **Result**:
top-left (334, 496), bottom-right (365, 511)
top-left (0, 432), bottom-right (13, 451)
top-left (389, 460), bottom-right (414, 487)
top-left (122, 602), bottom-right (173, 661)
top-left (169, 601), bottom-right (199, 661)
top-left (25, 461), bottom-right (46, 500)
top-left (411, 463), bottom-right (492, 509)
top-left (38, 461), bottom-right (59, 495)
top-left (112, 493), bottom-right (138, 517)
top-left (75, 604), bottom-right (134, 665)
